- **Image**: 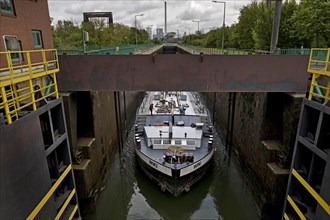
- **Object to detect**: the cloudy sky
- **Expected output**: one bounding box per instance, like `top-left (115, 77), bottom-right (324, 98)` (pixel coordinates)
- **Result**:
top-left (48, 0), bottom-right (259, 34)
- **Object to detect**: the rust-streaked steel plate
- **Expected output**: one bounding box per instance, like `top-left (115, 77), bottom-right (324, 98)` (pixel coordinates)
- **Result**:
top-left (57, 54), bottom-right (309, 92)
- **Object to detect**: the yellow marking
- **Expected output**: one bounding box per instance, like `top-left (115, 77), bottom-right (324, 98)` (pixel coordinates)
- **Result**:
top-left (55, 189), bottom-right (76, 220)
top-left (292, 169), bottom-right (330, 215)
top-left (287, 195), bottom-right (306, 220)
top-left (68, 205), bottom-right (78, 220)
top-left (27, 165), bottom-right (72, 220)
top-left (283, 212), bottom-right (289, 220)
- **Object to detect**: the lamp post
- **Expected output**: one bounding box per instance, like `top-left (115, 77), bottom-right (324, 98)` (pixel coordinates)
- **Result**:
top-left (212, 0), bottom-right (226, 54)
top-left (192, 20), bottom-right (199, 34)
top-left (135, 14), bottom-right (144, 46)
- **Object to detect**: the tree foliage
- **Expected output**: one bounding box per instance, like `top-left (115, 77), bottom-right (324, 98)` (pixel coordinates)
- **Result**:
top-left (52, 18), bottom-right (149, 48)
top-left (289, 0), bottom-right (329, 47)
top-left (182, 0), bottom-right (329, 50)
top-left (52, 0), bottom-right (329, 49)
top-left (236, 1), bottom-right (259, 49)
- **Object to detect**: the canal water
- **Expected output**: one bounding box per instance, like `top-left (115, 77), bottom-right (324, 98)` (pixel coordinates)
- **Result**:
top-left (86, 126), bottom-right (259, 220)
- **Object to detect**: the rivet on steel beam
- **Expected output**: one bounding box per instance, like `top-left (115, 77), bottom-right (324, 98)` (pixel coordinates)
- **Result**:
top-left (200, 52), bottom-right (204, 63)
top-left (152, 53), bottom-right (157, 63)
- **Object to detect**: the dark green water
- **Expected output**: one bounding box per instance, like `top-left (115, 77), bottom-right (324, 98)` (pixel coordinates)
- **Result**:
top-left (86, 128), bottom-right (259, 220)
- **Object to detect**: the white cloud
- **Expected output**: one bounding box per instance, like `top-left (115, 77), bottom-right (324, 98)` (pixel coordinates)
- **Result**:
top-left (48, 0), bottom-right (253, 33)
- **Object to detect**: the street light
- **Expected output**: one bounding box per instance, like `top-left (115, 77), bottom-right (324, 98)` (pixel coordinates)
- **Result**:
top-left (212, 0), bottom-right (226, 54)
top-left (192, 20), bottom-right (199, 33)
top-left (135, 13), bottom-right (144, 46)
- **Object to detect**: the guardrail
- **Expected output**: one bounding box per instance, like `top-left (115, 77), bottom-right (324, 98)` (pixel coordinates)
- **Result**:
top-left (0, 49), bottom-right (59, 124)
top-left (181, 45), bottom-right (310, 55)
top-left (58, 44), bottom-right (156, 55)
top-left (307, 48), bottom-right (330, 102)
top-left (284, 169), bottom-right (330, 219)
top-left (26, 165), bottom-right (78, 220)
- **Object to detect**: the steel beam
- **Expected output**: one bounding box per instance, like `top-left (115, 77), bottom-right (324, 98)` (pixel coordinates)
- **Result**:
top-left (57, 54), bottom-right (309, 92)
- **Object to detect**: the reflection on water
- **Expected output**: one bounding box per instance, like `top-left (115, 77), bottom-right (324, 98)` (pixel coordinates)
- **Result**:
top-left (86, 127), bottom-right (259, 220)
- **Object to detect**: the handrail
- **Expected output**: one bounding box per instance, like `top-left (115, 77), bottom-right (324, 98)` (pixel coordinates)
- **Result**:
top-left (0, 49), bottom-right (60, 124)
top-left (0, 49), bottom-right (59, 87)
top-left (283, 213), bottom-right (290, 220)
top-left (292, 169), bottom-right (330, 215)
top-left (181, 45), bottom-right (311, 55)
top-left (57, 44), bottom-right (155, 55)
top-left (55, 189), bottom-right (76, 220)
top-left (27, 165), bottom-right (72, 219)
top-left (307, 48), bottom-right (330, 102)
top-left (307, 48), bottom-right (330, 76)
top-left (287, 195), bottom-right (307, 220)
top-left (69, 205), bottom-right (79, 220)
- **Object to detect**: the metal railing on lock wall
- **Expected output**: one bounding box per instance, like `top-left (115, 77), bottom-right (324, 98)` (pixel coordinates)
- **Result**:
top-left (57, 44), bottom-right (155, 55)
top-left (0, 49), bottom-right (60, 124)
top-left (181, 45), bottom-right (311, 55)
top-left (307, 48), bottom-right (330, 102)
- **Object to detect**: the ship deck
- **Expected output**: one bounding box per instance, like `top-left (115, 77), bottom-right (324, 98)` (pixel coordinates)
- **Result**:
top-left (137, 135), bottom-right (212, 170)
top-left (138, 92), bottom-right (208, 117)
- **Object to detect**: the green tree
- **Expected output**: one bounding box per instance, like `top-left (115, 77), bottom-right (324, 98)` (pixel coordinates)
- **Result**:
top-left (235, 1), bottom-right (259, 49)
top-left (252, 1), bottom-right (273, 50)
top-left (201, 29), bottom-right (218, 48)
top-left (50, 18), bottom-right (62, 48)
top-left (277, 0), bottom-right (302, 48)
top-left (53, 19), bottom-right (150, 48)
top-left (226, 24), bottom-right (239, 49)
top-left (290, 0), bottom-right (330, 47)
top-left (55, 20), bottom-right (81, 48)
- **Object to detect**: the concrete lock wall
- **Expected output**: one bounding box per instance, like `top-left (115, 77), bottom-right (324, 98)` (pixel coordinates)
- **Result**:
top-left (61, 91), bottom-right (144, 215)
top-left (62, 90), bottom-right (302, 217)
top-left (202, 92), bottom-right (303, 219)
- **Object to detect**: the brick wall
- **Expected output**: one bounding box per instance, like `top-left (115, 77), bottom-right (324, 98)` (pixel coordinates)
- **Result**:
top-left (0, 0), bottom-right (53, 52)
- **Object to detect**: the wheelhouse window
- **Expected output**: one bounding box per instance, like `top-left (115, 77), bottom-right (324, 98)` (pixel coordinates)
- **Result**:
top-left (153, 139), bottom-right (161, 145)
top-left (4, 35), bottom-right (22, 63)
top-left (187, 140), bottom-right (195, 146)
top-left (0, 0), bottom-right (15, 15)
top-left (32, 30), bottom-right (43, 49)
top-left (175, 140), bottom-right (182, 145)
top-left (163, 139), bottom-right (170, 145)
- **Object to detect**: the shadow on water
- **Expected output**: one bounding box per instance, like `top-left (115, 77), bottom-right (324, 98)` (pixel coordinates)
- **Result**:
top-left (86, 125), bottom-right (259, 220)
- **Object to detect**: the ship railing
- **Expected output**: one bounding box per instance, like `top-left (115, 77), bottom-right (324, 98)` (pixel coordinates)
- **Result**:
top-left (307, 48), bottom-right (330, 103)
top-left (0, 49), bottom-right (59, 124)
